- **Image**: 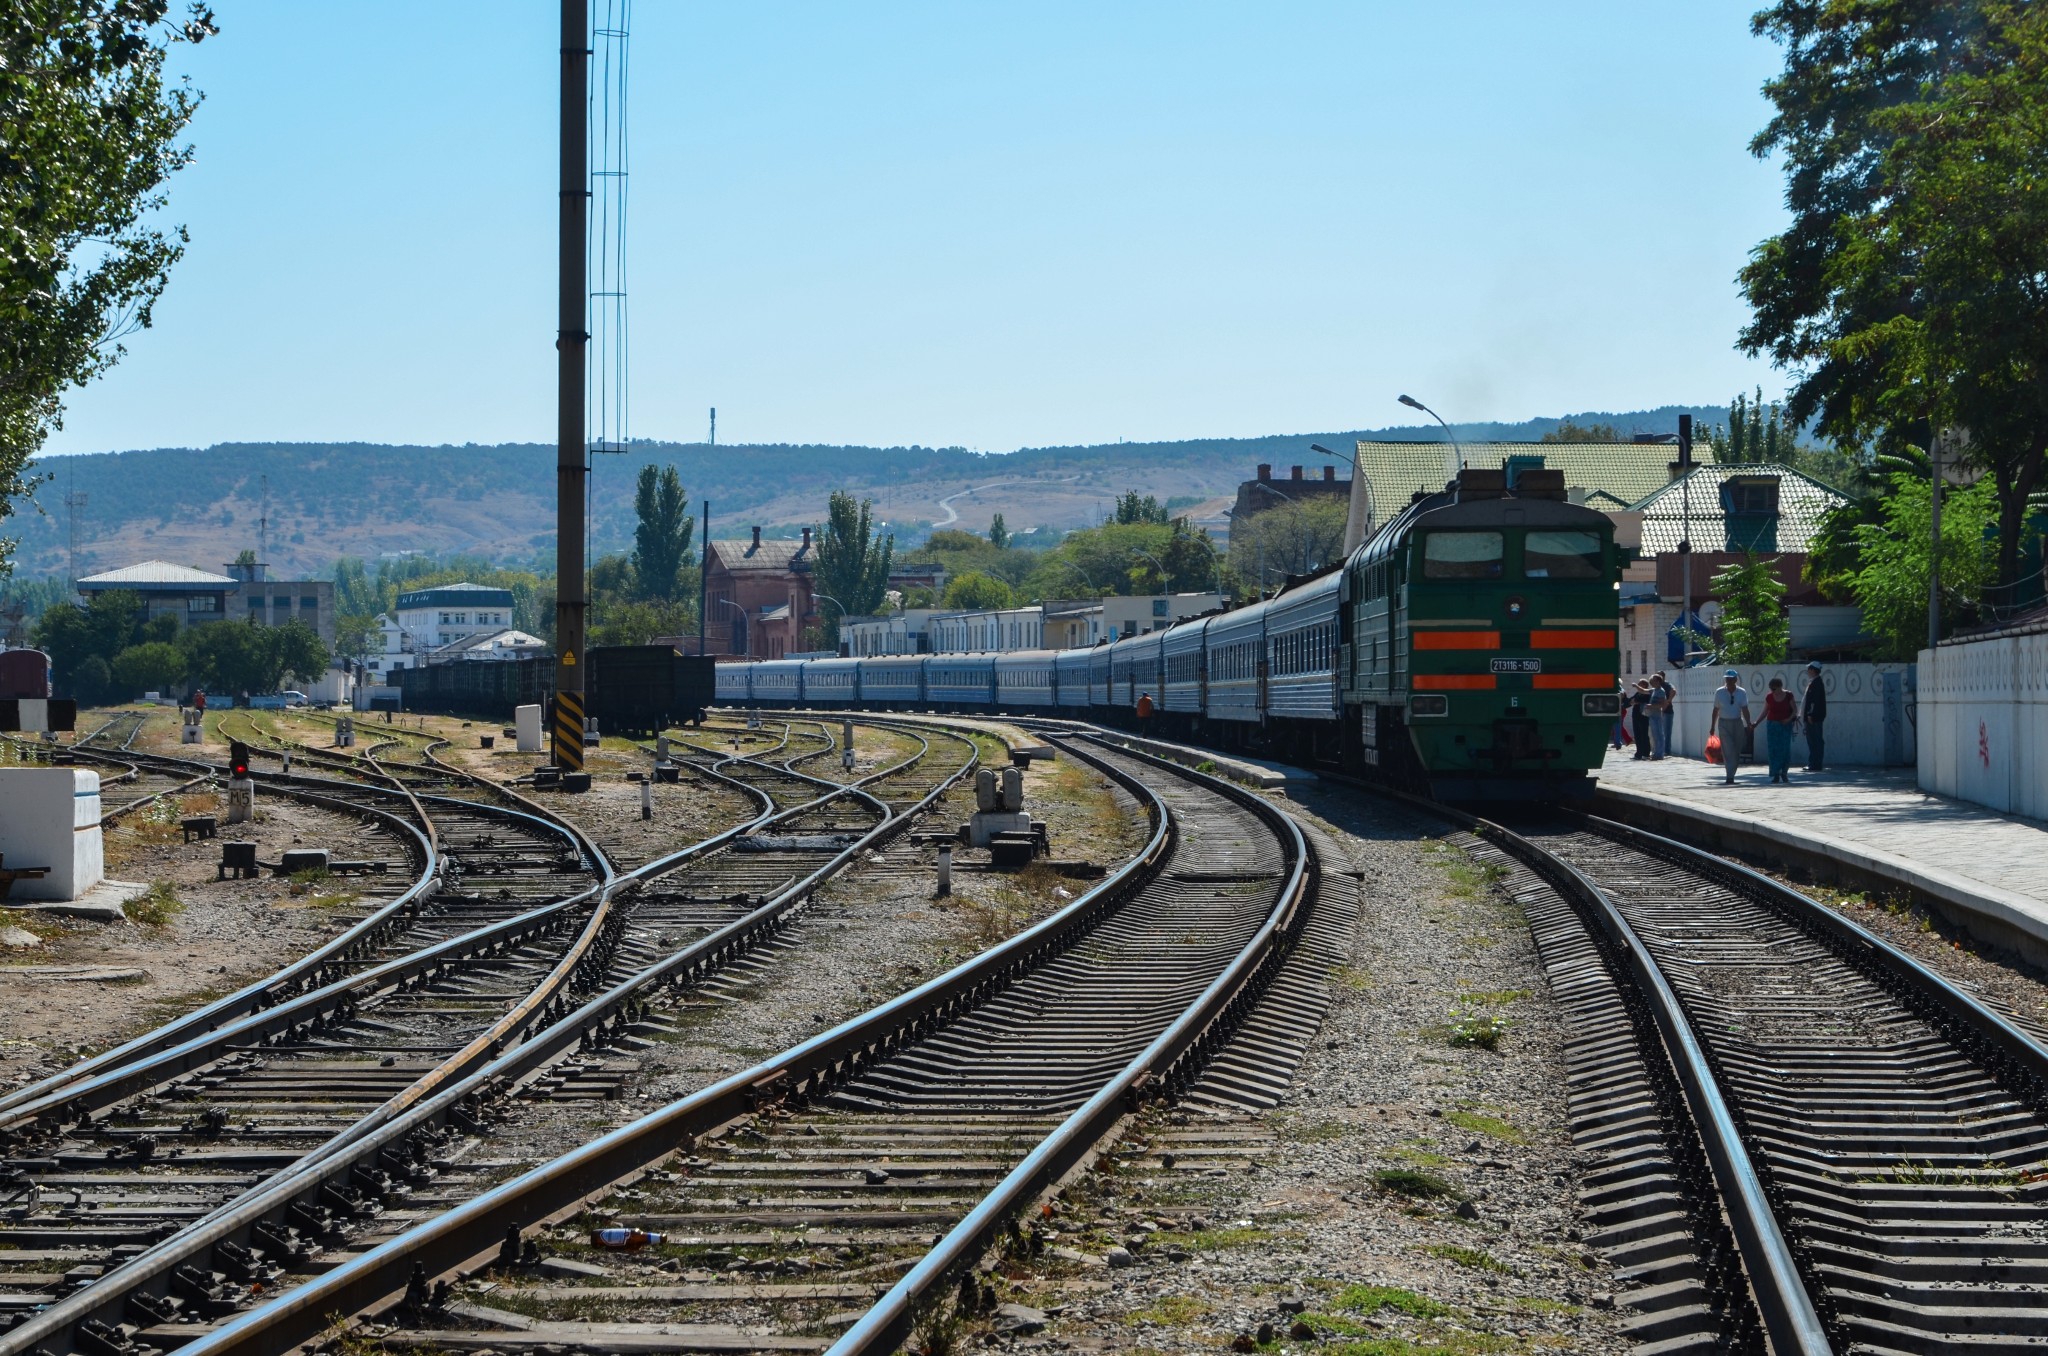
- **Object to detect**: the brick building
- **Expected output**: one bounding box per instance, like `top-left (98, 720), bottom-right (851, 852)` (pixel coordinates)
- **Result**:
top-left (703, 527), bottom-right (818, 660)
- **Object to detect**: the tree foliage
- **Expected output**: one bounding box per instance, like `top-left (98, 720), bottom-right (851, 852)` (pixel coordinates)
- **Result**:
top-left (1, 1), bottom-right (215, 580)
top-left (1540, 419), bottom-right (1621, 444)
top-left (941, 571), bottom-right (1014, 611)
top-left (1226, 497), bottom-right (1348, 593)
top-left (1741, 0), bottom-right (2048, 584)
top-left (1849, 471), bottom-right (1997, 659)
top-left (1709, 556), bottom-right (1789, 664)
top-left (812, 492), bottom-right (893, 644)
top-left (631, 463), bottom-right (694, 601)
top-left (30, 587), bottom-right (327, 700)
top-left (1113, 492), bottom-right (1169, 525)
top-left (1025, 519), bottom-right (1216, 599)
top-left (987, 513), bottom-right (1009, 550)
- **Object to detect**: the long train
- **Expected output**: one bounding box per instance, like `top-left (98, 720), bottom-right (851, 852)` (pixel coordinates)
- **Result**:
top-left (717, 467), bottom-right (1624, 799)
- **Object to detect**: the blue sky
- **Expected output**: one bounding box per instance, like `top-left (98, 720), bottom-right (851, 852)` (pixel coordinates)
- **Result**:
top-left (46, 2), bottom-right (1791, 457)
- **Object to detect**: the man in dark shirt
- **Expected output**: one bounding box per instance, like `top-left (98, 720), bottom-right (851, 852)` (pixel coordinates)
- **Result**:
top-left (1800, 660), bottom-right (1827, 771)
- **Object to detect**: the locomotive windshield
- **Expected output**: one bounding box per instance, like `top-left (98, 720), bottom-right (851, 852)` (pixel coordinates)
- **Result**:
top-left (1421, 531), bottom-right (1504, 579)
top-left (1523, 530), bottom-right (1604, 579)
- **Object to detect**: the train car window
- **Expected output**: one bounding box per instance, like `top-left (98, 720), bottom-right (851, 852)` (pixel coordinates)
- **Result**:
top-left (1524, 530), bottom-right (1604, 579)
top-left (1422, 531), bottom-right (1504, 579)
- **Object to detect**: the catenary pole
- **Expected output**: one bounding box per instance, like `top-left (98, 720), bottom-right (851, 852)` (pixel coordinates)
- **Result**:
top-left (699, 499), bottom-right (710, 657)
top-left (553, 0), bottom-right (590, 772)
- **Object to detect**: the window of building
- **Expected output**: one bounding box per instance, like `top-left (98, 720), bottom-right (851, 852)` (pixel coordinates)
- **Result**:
top-left (248, 597), bottom-right (264, 612)
top-left (302, 596), bottom-right (318, 609)
top-left (440, 612), bottom-right (451, 624)
top-left (1153, 599), bottom-right (1168, 617)
top-left (189, 595), bottom-right (219, 613)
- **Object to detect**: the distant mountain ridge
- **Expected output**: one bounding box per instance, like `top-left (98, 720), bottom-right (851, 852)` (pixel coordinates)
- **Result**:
top-left (9, 405), bottom-right (1726, 581)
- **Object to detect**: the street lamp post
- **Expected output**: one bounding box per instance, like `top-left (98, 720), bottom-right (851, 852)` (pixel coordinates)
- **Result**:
top-left (1131, 549), bottom-right (1171, 593)
top-left (1398, 394), bottom-right (1464, 480)
top-left (810, 593), bottom-right (850, 655)
top-left (713, 596), bottom-right (747, 660)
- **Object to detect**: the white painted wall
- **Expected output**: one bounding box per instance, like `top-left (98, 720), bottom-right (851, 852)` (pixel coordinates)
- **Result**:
top-left (1664, 663), bottom-right (1915, 766)
top-left (0, 768), bottom-right (103, 901)
top-left (1917, 633), bottom-right (2048, 818)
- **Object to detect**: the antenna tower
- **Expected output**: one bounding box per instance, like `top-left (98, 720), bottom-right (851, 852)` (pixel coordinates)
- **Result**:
top-left (588, 0), bottom-right (631, 472)
top-left (258, 474), bottom-right (271, 567)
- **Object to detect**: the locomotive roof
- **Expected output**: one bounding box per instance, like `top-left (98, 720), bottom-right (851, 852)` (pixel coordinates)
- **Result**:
top-left (1356, 489), bottom-right (1612, 567)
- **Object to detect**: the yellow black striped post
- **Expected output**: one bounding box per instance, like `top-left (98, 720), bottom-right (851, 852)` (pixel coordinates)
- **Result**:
top-left (553, 690), bottom-right (585, 772)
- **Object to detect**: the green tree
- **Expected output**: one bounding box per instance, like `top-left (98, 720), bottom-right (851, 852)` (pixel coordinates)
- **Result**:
top-left (1849, 472), bottom-right (1997, 659)
top-left (1113, 492), bottom-right (1168, 525)
top-left (31, 589), bottom-right (143, 692)
top-left (1741, 0), bottom-right (2048, 587)
top-left (1, 2), bottom-right (216, 580)
top-left (812, 492), bottom-right (893, 645)
top-left (1226, 497), bottom-right (1348, 594)
top-left (631, 463), bottom-right (694, 601)
top-left (942, 571), bottom-right (1014, 611)
top-left (111, 640), bottom-right (184, 695)
top-left (331, 557), bottom-right (379, 615)
top-left (1709, 556), bottom-right (1789, 664)
top-left (176, 618), bottom-right (326, 695)
top-left (333, 613), bottom-right (379, 665)
top-left (988, 513), bottom-right (1009, 550)
top-left (1540, 419), bottom-right (1621, 443)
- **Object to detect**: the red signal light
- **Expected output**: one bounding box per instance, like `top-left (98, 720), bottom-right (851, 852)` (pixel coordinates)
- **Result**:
top-left (229, 741), bottom-right (250, 779)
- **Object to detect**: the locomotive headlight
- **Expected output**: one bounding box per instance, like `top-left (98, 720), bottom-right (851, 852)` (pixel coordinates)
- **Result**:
top-left (1582, 693), bottom-right (1622, 717)
top-left (1409, 694), bottom-right (1449, 718)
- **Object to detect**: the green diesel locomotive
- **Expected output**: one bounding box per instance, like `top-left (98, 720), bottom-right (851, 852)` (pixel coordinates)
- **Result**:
top-left (1344, 465), bottom-right (1624, 799)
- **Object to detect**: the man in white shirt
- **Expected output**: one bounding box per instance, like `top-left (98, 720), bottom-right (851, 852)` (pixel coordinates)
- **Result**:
top-left (1709, 669), bottom-right (1753, 785)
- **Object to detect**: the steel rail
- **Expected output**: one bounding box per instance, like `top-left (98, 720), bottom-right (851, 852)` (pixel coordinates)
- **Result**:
top-left (160, 726), bottom-right (1159, 1356)
top-left (0, 766), bottom-right (439, 1120)
top-left (0, 758), bottom-right (606, 1135)
top-left (1581, 810), bottom-right (2048, 1096)
top-left (828, 733), bottom-right (1311, 1354)
top-left (1315, 773), bottom-right (1832, 1356)
top-left (11, 720), bottom-right (983, 1356)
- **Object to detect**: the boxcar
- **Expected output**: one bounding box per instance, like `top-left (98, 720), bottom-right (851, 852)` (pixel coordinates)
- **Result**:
top-left (994, 650), bottom-right (1058, 712)
top-left (1053, 649), bottom-right (1093, 710)
top-left (587, 645), bottom-right (715, 733)
top-left (854, 656), bottom-right (924, 709)
top-left (1204, 598), bottom-right (1268, 725)
top-left (0, 649), bottom-right (52, 701)
top-left (925, 655), bottom-right (996, 709)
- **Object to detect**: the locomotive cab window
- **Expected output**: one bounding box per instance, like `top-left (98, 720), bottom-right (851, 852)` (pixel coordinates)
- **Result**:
top-left (1422, 531), bottom-right (1504, 579)
top-left (1523, 530), bottom-right (1604, 579)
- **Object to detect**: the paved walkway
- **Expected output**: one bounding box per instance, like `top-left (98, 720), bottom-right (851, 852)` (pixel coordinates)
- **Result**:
top-left (1594, 746), bottom-right (2048, 936)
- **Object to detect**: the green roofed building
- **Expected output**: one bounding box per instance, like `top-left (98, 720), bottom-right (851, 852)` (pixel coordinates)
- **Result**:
top-left (1352, 439), bottom-right (1714, 513)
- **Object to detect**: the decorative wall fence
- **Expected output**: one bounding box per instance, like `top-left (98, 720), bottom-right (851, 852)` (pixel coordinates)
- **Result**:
top-left (1918, 631), bottom-right (2048, 819)
top-left (1660, 663), bottom-right (1916, 767)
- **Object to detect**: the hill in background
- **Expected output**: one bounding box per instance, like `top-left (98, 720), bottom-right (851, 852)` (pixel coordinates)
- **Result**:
top-left (9, 405), bottom-right (1724, 582)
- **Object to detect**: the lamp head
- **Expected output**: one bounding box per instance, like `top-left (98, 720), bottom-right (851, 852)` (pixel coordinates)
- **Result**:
top-left (1397, 394), bottom-right (1425, 411)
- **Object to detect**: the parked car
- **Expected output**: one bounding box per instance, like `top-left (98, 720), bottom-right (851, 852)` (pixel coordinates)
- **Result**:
top-left (248, 691), bottom-right (309, 710)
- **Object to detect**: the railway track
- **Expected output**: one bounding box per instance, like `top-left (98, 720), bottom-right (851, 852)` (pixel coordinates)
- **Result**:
top-left (133, 734), bottom-right (1355, 1356)
top-left (0, 716), bottom-right (982, 1356)
top-left (1295, 764), bottom-right (2048, 1356)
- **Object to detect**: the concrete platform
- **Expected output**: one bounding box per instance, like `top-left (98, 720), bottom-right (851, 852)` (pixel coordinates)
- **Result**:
top-left (6, 878), bottom-right (150, 924)
top-left (1592, 747), bottom-right (2048, 963)
top-left (1079, 728), bottom-right (1309, 791)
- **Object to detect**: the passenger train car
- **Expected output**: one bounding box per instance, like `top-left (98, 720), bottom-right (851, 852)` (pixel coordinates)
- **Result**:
top-left (713, 466), bottom-right (1621, 800)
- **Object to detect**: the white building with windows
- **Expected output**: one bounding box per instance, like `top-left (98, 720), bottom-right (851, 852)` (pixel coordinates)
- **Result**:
top-left (929, 606), bottom-right (1043, 654)
top-left (364, 582), bottom-right (520, 679)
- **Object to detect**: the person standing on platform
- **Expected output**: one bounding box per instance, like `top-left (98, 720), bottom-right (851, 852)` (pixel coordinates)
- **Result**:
top-left (1801, 661), bottom-right (1827, 771)
top-left (1709, 669), bottom-right (1753, 785)
top-left (1611, 680), bottom-right (1629, 750)
top-left (1629, 680), bottom-right (1654, 758)
top-left (1650, 671), bottom-right (1673, 760)
top-left (1762, 676), bottom-right (1796, 783)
